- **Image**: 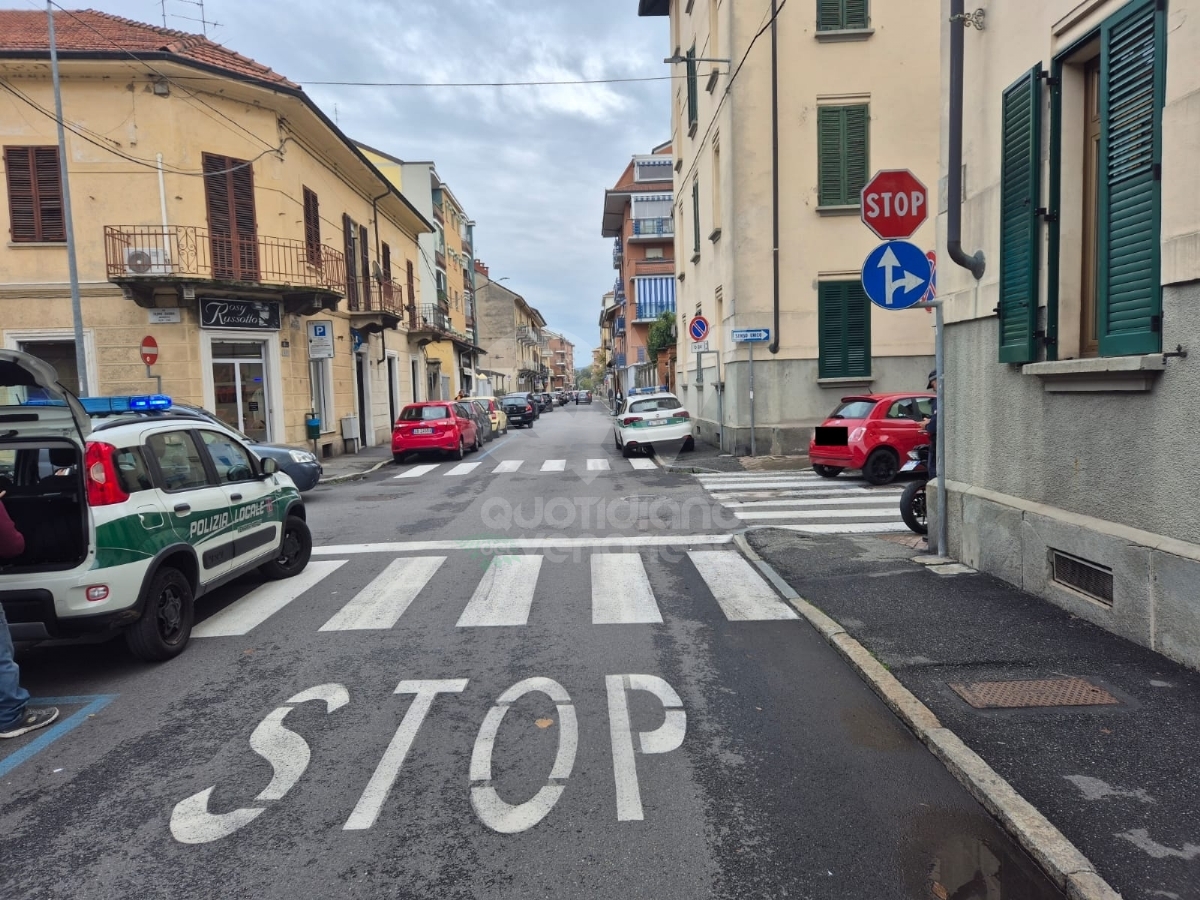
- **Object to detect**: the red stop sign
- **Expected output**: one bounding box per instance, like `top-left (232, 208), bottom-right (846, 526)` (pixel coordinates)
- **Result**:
top-left (860, 169), bottom-right (928, 240)
top-left (140, 336), bottom-right (159, 366)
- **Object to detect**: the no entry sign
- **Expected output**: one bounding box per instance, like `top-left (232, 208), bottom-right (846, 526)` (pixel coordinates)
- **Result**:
top-left (140, 336), bottom-right (159, 366)
top-left (860, 170), bottom-right (928, 240)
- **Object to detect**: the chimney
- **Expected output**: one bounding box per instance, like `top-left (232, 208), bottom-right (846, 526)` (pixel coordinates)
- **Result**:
top-left (474, 260), bottom-right (489, 277)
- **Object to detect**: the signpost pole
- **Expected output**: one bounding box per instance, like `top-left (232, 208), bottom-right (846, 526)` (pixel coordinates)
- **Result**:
top-left (748, 341), bottom-right (756, 457)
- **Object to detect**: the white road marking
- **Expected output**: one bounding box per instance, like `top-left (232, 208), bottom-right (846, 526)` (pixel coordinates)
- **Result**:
top-left (393, 464), bottom-right (439, 479)
top-left (444, 462), bottom-right (481, 476)
top-left (1118, 828), bottom-right (1200, 860)
top-left (688, 551), bottom-right (799, 621)
top-left (344, 680), bottom-right (468, 831)
top-left (192, 560), bottom-right (348, 638)
top-left (313, 534), bottom-right (735, 555)
top-left (319, 557), bottom-right (445, 631)
top-left (541, 459), bottom-right (567, 472)
top-left (606, 674), bottom-right (687, 822)
top-left (734, 508), bottom-right (901, 521)
top-left (591, 553), bottom-right (663, 624)
top-left (774, 522), bottom-right (913, 534)
top-left (701, 479), bottom-right (860, 491)
top-left (711, 487), bottom-right (899, 499)
top-left (628, 457), bottom-right (658, 470)
top-left (587, 458), bottom-right (611, 471)
top-left (697, 471), bottom-right (819, 480)
top-left (720, 496), bottom-right (900, 508)
top-left (456, 555), bottom-right (543, 627)
top-left (1065, 775), bottom-right (1156, 804)
top-left (492, 459), bottom-right (524, 473)
top-left (470, 677), bottom-right (577, 834)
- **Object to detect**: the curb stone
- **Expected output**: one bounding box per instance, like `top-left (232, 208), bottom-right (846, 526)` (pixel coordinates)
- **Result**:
top-left (317, 457), bottom-right (391, 486)
top-left (732, 532), bottom-right (1123, 900)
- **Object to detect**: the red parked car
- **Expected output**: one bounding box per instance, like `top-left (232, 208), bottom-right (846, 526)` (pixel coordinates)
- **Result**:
top-left (808, 392), bottom-right (935, 485)
top-left (392, 401), bottom-right (481, 464)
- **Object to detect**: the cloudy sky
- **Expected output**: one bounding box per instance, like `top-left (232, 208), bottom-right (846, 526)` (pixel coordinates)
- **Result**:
top-left (82, 0), bottom-right (672, 355)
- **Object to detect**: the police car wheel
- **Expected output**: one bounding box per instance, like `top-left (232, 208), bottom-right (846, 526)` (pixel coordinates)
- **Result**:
top-left (260, 516), bottom-right (312, 581)
top-left (126, 567), bottom-right (194, 662)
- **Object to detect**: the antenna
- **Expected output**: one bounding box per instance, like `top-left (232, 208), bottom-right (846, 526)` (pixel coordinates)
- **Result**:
top-left (165, 0), bottom-right (220, 37)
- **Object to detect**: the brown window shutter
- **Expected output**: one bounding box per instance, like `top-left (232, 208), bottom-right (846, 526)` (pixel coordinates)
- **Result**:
top-left (381, 242), bottom-right (391, 282)
top-left (5, 147), bottom-right (38, 242)
top-left (5, 146), bottom-right (63, 242)
top-left (33, 148), bottom-right (64, 241)
top-left (203, 153), bottom-right (234, 279)
top-left (343, 214), bottom-right (358, 307)
top-left (203, 152), bottom-right (257, 281)
top-left (230, 161), bottom-right (258, 280)
top-left (359, 224), bottom-right (370, 304)
top-left (303, 187), bottom-right (321, 267)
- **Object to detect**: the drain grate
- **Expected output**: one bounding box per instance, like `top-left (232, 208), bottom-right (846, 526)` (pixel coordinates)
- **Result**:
top-left (950, 677), bottom-right (1120, 709)
top-left (1051, 550), bottom-right (1114, 605)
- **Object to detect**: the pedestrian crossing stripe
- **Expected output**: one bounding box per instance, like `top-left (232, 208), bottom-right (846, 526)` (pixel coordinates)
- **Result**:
top-left (718, 496), bottom-right (899, 508)
top-left (734, 508), bottom-right (901, 521)
top-left (391, 457), bottom-right (658, 479)
top-left (192, 549), bottom-right (795, 638)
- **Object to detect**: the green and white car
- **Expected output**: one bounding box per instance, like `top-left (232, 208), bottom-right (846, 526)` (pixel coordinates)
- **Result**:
top-left (0, 350), bottom-right (312, 661)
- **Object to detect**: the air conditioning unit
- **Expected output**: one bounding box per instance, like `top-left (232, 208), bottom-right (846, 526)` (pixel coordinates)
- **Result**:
top-left (124, 247), bottom-right (171, 276)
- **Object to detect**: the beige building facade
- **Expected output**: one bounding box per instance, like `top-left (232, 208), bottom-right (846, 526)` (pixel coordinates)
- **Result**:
top-left (473, 263), bottom-right (548, 394)
top-left (639, 0), bottom-right (940, 453)
top-left (0, 11), bottom-right (429, 456)
top-left (936, 0), bottom-right (1200, 667)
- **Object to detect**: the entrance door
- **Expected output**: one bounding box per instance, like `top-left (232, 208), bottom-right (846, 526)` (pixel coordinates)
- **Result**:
top-left (356, 353), bottom-right (368, 445)
top-left (211, 341), bottom-right (270, 441)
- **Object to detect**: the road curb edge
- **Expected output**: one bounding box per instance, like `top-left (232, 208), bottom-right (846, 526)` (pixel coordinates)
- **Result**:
top-left (731, 533), bottom-right (1123, 900)
top-left (317, 457), bottom-right (392, 485)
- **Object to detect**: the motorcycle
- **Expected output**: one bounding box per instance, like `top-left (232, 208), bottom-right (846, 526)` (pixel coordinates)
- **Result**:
top-left (899, 443), bottom-right (930, 535)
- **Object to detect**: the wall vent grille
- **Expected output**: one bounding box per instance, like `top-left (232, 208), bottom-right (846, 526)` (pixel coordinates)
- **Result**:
top-left (1052, 550), bottom-right (1113, 605)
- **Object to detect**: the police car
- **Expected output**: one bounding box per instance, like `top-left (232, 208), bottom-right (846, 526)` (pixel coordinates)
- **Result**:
top-left (0, 350), bottom-right (311, 661)
top-left (611, 387), bottom-right (695, 457)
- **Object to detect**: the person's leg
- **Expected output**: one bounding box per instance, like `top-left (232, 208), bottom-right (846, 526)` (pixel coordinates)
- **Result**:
top-left (0, 603), bottom-right (31, 731)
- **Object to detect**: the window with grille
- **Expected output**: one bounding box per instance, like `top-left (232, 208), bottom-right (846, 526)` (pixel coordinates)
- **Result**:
top-left (4, 146), bottom-right (64, 242)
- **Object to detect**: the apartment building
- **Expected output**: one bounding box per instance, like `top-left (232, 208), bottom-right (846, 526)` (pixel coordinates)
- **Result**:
top-left (0, 10), bottom-right (429, 455)
top-left (601, 142), bottom-right (676, 394)
top-left (544, 331), bottom-right (575, 390)
top-left (473, 262), bottom-right (548, 393)
top-left (936, 0), bottom-right (1200, 667)
top-left (639, 0), bottom-right (940, 453)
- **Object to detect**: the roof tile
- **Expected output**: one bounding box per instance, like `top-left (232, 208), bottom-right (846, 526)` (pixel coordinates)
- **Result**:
top-left (0, 9), bottom-right (295, 87)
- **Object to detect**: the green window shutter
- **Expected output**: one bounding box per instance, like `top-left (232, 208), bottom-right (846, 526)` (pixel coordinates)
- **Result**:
top-left (1098, 0), bottom-right (1163, 356)
top-left (997, 66), bottom-right (1042, 364)
top-left (817, 0), bottom-right (843, 30)
top-left (686, 45), bottom-right (698, 128)
top-left (818, 105), bottom-right (869, 207)
top-left (818, 281), bottom-right (871, 378)
top-left (844, 0), bottom-right (869, 29)
top-left (692, 179), bottom-right (701, 254)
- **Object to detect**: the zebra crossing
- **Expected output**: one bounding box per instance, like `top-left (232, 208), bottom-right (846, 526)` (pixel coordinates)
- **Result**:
top-left (392, 457), bottom-right (659, 480)
top-left (695, 469), bottom-right (911, 535)
top-left (191, 549), bottom-right (796, 639)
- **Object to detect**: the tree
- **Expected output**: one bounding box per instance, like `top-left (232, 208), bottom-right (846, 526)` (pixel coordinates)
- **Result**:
top-left (647, 311), bottom-right (677, 363)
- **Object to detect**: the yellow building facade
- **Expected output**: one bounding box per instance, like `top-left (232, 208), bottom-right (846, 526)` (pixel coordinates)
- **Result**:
top-left (0, 11), bottom-right (429, 455)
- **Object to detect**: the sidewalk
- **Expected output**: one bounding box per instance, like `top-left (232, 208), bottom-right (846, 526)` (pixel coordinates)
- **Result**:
top-left (316, 444), bottom-right (393, 484)
top-left (747, 527), bottom-right (1200, 900)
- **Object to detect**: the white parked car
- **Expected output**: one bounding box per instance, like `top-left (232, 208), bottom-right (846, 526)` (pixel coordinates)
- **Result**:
top-left (612, 390), bottom-right (695, 457)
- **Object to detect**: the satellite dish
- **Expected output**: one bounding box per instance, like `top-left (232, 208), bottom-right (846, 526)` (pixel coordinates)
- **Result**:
top-left (372, 261), bottom-right (385, 282)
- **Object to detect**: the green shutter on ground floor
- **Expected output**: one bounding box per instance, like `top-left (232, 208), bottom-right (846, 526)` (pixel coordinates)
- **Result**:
top-left (1098, 0), bottom-right (1163, 357)
top-left (818, 281), bottom-right (870, 379)
top-left (997, 66), bottom-right (1042, 364)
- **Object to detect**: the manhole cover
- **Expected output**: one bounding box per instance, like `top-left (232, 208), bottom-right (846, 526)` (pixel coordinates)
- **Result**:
top-left (949, 677), bottom-right (1119, 709)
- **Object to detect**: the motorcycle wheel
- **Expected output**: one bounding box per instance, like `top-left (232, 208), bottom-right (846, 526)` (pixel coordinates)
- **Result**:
top-left (900, 480), bottom-right (929, 535)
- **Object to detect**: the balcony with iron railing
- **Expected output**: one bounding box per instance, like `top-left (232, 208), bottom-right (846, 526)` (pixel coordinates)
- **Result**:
top-left (634, 257), bottom-right (676, 275)
top-left (104, 225), bottom-right (346, 311)
top-left (634, 295), bottom-right (676, 323)
top-left (613, 239), bottom-right (623, 269)
top-left (435, 249), bottom-right (447, 270)
top-left (614, 316), bottom-right (626, 336)
top-left (433, 201), bottom-right (444, 224)
top-left (409, 303), bottom-right (474, 346)
top-left (630, 217), bottom-right (674, 240)
top-left (344, 274), bottom-right (407, 328)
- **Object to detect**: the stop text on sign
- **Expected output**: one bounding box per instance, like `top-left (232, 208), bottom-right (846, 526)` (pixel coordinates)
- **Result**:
top-left (860, 169), bottom-right (929, 241)
top-left (169, 674), bottom-right (687, 844)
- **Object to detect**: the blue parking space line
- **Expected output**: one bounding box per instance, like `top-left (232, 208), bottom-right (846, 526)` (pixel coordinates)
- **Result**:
top-left (0, 695), bottom-right (117, 778)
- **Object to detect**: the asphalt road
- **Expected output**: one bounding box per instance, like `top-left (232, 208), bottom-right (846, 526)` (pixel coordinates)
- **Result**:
top-left (1, 403), bottom-right (1065, 899)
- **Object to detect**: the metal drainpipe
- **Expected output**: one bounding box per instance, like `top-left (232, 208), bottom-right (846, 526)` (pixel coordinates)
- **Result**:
top-left (768, 0), bottom-right (782, 355)
top-left (947, 0), bottom-right (985, 279)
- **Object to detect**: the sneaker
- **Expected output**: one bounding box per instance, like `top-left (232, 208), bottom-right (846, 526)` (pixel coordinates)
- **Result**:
top-left (0, 706), bottom-right (60, 739)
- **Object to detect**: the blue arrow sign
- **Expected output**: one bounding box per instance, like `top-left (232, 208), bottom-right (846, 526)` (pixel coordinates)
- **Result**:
top-left (861, 240), bottom-right (932, 311)
top-left (732, 329), bottom-right (770, 343)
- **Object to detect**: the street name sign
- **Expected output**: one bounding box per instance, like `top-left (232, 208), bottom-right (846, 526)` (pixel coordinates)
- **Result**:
top-left (691, 340), bottom-right (710, 353)
top-left (689, 316), bottom-right (710, 341)
top-left (860, 170), bottom-right (928, 240)
top-left (861, 241), bottom-right (932, 311)
top-left (140, 336), bottom-right (159, 366)
top-left (731, 329), bottom-right (770, 343)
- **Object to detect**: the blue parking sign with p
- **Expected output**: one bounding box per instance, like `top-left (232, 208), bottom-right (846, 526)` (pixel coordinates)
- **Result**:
top-left (313, 324), bottom-right (327, 337)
